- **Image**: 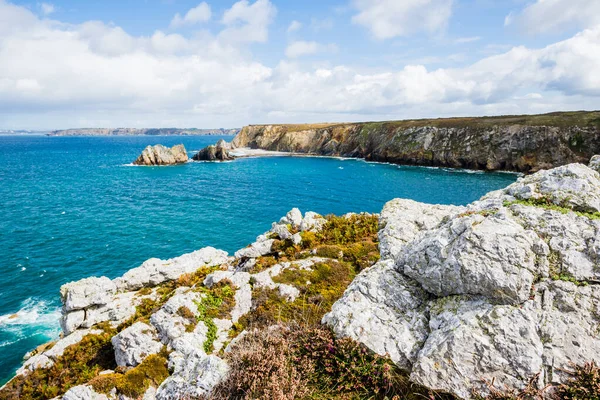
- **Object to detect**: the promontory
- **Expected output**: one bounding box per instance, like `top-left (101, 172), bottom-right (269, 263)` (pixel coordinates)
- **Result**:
top-left (231, 110), bottom-right (600, 173)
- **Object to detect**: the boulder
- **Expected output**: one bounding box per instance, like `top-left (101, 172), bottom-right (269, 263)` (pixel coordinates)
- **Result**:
top-left (325, 163), bottom-right (600, 398)
top-left (111, 322), bottom-right (162, 367)
top-left (156, 355), bottom-right (229, 400)
top-left (115, 247), bottom-right (228, 292)
top-left (133, 144), bottom-right (188, 166)
top-left (192, 140), bottom-right (233, 161)
top-left (60, 277), bottom-right (116, 312)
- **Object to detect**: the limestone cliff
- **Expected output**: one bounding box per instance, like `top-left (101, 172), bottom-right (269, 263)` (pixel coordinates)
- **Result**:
top-left (231, 111), bottom-right (600, 172)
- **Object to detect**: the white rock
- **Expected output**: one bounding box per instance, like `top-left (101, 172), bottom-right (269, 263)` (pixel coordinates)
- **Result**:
top-left (61, 309), bottom-right (85, 335)
top-left (115, 247), bottom-right (228, 292)
top-left (411, 297), bottom-right (544, 399)
top-left (231, 283), bottom-right (252, 323)
top-left (156, 355), bottom-right (229, 400)
top-left (62, 385), bottom-right (110, 400)
top-left (282, 208), bottom-right (303, 228)
top-left (323, 260), bottom-right (429, 369)
top-left (498, 163), bottom-right (600, 213)
top-left (291, 232), bottom-right (302, 245)
top-left (270, 223), bottom-right (292, 240)
top-left (234, 239), bottom-right (275, 259)
top-left (278, 284), bottom-right (300, 301)
top-left (590, 155), bottom-right (600, 173)
top-left (111, 322), bottom-right (162, 367)
top-left (378, 199), bottom-right (463, 261)
top-left (402, 210), bottom-right (548, 304)
top-left (213, 318), bottom-right (233, 353)
top-left (204, 270), bottom-right (250, 289)
top-left (150, 288), bottom-right (201, 345)
top-left (60, 277), bottom-right (116, 312)
top-left (299, 211), bottom-right (326, 232)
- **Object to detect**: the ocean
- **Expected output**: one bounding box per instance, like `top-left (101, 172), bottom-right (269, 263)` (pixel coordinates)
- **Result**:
top-left (0, 134), bottom-right (517, 384)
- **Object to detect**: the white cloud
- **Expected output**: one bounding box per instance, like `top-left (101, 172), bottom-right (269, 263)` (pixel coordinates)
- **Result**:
top-left (287, 20), bottom-right (302, 33)
top-left (285, 41), bottom-right (337, 58)
top-left (39, 2), bottom-right (54, 15)
top-left (170, 2), bottom-right (211, 28)
top-left (219, 0), bottom-right (277, 43)
top-left (506, 0), bottom-right (600, 34)
top-left (351, 0), bottom-right (453, 39)
top-left (1, 0), bottom-right (600, 129)
top-left (454, 36), bottom-right (481, 44)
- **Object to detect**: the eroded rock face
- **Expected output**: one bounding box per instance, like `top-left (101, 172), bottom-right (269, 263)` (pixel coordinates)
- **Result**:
top-left (325, 162), bottom-right (600, 398)
top-left (192, 139), bottom-right (233, 161)
top-left (231, 117), bottom-right (600, 172)
top-left (133, 144), bottom-right (188, 166)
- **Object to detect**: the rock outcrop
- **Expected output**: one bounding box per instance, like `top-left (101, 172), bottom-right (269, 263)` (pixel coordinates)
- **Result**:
top-left (133, 144), bottom-right (188, 166)
top-left (325, 162), bottom-right (600, 398)
top-left (192, 139), bottom-right (234, 161)
top-left (231, 111), bottom-right (600, 172)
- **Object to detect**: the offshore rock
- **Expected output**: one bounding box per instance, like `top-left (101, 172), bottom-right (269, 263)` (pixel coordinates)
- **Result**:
top-left (133, 144), bottom-right (188, 166)
top-left (192, 139), bottom-right (233, 161)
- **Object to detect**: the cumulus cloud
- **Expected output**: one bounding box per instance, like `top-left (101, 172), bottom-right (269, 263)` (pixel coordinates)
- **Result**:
top-left (170, 2), bottom-right (211, 28)
top-left (351, 0), bottom-right (453, 39)
top-left (505, 0), bottom-right (600, 34)
top-left (285, 41), bottom-right (337, 58)
top-left (1, 0), bottom-right (600, 129)
top-left (219, 0), bottom-right (277, 43)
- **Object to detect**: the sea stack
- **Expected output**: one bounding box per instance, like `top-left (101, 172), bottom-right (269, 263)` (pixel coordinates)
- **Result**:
top-left (192, 139), bottom-right (234, 161)
top-left (133, 144), bottom-right (188, 166)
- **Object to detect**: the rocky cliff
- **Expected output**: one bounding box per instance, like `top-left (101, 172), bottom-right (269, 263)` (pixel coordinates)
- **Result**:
top-left (4, 160), bottom-right (600, 399)
top-left (231, 111), bottom-right (600, 172)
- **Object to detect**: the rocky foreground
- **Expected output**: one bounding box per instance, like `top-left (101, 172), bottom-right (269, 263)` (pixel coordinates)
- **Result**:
top-left (3, 160), bottom-right (600, 399)
top-left (231, 111), bottom-right (600, 172)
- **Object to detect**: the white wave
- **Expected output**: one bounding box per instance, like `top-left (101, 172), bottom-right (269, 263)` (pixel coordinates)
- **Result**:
top-left (0, 298), bottom-right (61, 333)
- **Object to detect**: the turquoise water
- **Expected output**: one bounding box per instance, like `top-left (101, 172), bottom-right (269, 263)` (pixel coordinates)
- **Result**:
top-left (0, 135), bottom-right (517, 383)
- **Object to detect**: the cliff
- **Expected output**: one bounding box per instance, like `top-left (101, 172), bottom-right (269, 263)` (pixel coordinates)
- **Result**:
top-left (231, 111), bottom-right (600, 172)
top-left (48, 128), bottom-right (240, 137)
top-left (4, 160), bottom-right (600, 399)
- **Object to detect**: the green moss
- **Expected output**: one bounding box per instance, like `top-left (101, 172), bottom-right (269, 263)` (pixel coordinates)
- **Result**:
top-left (235, 260), bottom-right (355, 333)
top-left (194, 280), bottom-right (236, 353)
top-left (551, 273), bottom-right (589, 286)
top-left (504, 198), bottom-right (600, 220)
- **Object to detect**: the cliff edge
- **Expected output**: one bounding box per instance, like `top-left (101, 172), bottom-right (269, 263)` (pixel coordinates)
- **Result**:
top-left (231, 111), bottom-right (600, 172)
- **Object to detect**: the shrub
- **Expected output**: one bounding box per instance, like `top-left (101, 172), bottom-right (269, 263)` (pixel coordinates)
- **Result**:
top-left (90, 354), bottom-right (169, 398)
top-left (0, 330), bottom-right (117, 400)
top-left (236, 260), bottom-right (355, 331)
top-left (555, 362), bottom-right (600, 400)
top-left (213, 324), bottom-right (444, 400)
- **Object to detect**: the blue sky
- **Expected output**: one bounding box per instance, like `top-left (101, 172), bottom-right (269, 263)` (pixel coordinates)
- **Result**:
top-left (1, 0), bottom-right (599, 129)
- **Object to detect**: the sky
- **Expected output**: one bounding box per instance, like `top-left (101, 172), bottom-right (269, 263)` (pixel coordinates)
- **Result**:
top-left (0, 0), bottom-right (600, 129)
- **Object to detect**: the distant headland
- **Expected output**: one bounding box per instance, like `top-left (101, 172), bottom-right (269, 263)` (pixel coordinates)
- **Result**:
top-left (46, 128), bottom-right (240, 137)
